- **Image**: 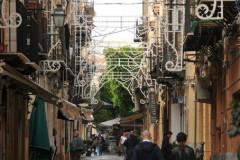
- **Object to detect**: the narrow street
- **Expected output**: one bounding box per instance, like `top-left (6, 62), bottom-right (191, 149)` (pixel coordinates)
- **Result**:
top-left (0, 0), bottom-right (240, 159)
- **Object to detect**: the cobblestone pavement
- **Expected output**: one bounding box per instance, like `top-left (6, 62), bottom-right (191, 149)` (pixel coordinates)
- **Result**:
top-left (81, 153), bottom-right (123, 160)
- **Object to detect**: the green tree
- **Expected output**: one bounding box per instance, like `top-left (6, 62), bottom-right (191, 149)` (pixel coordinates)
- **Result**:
top-left (94, 46), bottom-right (142, 123)
top-left (94, 108), bottom-right (114, 125)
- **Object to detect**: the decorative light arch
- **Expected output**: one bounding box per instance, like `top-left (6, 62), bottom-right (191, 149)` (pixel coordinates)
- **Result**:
top-left (0, 0), bottom-right (22, 28)
top-left (196, 0), bottom-right (223, 20)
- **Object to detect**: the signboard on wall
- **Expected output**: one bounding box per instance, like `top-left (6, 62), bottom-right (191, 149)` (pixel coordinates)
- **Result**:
top-left (196, 77), bottom-right (212, 103)
top-left (149, 87), bottom-right (157, 123)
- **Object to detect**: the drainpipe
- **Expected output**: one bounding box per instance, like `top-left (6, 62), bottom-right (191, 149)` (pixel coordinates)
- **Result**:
top-left (194, 78), bottom-right (197, 149)
top-left (180, 103), bottom-right (183, 131)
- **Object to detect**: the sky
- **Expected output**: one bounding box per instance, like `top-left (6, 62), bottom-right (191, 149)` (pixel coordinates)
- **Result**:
top-left (94, 0), bottom-right (142, 16)
top-left (91, 0), bottom-right (143, 88)
top-left (93, 0), bottom-right (143, 44)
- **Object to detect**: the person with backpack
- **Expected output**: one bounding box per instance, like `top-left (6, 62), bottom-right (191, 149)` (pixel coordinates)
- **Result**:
top-left (123, 131), bottom-right (139, 160)
top-left (132, 130), bottom-right (165, 160)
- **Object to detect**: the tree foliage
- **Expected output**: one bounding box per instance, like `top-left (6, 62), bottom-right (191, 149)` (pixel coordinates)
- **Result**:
top-left (94, 108), bottom-right (114, 125)
top-left (98, 80), bottom-right (133, 116)
top-left (105, 46), bottom-right (142, 74)
top-left (94, 46), bottom-right (142, 123)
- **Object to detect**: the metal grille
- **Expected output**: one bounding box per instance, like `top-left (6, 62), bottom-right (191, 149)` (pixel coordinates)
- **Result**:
top-left (41, 0), bottom-right (186, 104)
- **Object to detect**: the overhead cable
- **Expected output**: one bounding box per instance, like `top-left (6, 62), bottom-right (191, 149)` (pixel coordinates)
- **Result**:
top-left (94, 1), bottom-right (159, 5)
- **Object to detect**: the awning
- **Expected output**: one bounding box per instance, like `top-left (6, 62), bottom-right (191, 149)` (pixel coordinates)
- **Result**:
top-left (91, 100), bottom-right (113, 113)
top-left (0, 62), bottom-right (59, 104)
top-left (0, 61), bottom-right (82, 121)
top-left (99, 118), bottom-right (121, 127)
top-left (0, 52), bottom-right (40, 75)
top-left (30, 96), bottom-right (50, 150)
top-left (120, 113), bottom-right (143, 123)
top-left (57, 99), bottom-right (81, 121)
top-left (183, 20), bottom-right (222, 51)
top-left (81, 107), bottom-right (94, 121)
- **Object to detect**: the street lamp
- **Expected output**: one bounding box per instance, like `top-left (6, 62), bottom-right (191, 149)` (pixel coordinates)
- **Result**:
top-left (50, 3), bottom-right (66, 60)
top-left (51, 4), bottom-right (66, 28)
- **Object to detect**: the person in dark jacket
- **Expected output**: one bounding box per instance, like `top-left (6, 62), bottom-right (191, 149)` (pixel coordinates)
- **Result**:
top-left (161, 131), bottom-right (173, 160)
top-left (132, 130), bottom-right (165, 160)
top-left (70, 131), bottom-right (84, 160)
top-left (171, 132), bottom-right (195, 160)
top-left (123, 131), bottom-right (139, 160)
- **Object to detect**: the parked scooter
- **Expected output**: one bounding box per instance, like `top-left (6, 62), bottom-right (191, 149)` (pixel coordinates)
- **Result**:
top-left (84, 140), bottom-right (93, 157)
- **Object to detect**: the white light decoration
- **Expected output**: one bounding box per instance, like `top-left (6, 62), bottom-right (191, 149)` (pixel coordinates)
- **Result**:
top-left (91, 97), bottom-right (98, 104)
top-left (40, 60), bottom-right (62, 74)
top-left (0, 0), bottom-right (22, 28)
top-left (142, 60), bottom-right (148, 70)
top-left (196, 0), bottom-right (223, 20)
top-left (162, 0), bottom-right (185, 72)
top-left (44, 0), bottom-right (187, 104)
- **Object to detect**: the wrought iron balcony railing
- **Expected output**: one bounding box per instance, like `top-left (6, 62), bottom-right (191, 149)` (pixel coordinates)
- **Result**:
top-left (134, 17), bottom-right (147, 42)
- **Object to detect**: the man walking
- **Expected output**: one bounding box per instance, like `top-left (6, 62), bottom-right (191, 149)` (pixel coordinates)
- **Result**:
top-left (51, 128), bottom-right (57, 160)
top-left (123, 131), bottom-right (139, 160)
top-left (132, 130), bottom-right (165, 160)
top-left (171, 132), bottom-right (195, 160)
top-left (161, 131), bottom-right (173, 160)
top-left (70, 131), bottom-right (85, 160)
top-left (120, 132), bottom-right (127, 159)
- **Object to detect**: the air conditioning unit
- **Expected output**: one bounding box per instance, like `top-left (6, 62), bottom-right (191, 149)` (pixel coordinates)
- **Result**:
top-left (196, 77), bottom-right (211, 103)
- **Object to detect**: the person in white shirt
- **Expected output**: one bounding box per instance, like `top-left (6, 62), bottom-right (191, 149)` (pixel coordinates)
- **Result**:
top-left (120, 132), bottom-right (127, 160)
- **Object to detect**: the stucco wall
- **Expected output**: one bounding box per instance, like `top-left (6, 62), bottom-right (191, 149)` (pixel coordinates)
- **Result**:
top-left (184, 54), bottom-right (212, 160)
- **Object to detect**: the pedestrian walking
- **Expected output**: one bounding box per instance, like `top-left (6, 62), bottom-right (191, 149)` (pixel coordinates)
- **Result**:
top-left (51, 128), bottom-right (57, 160)
top-left (170, 132), bottom-right (195, 160)
top-left (123, 131), bottom-right (139, 160)
top-left (161, 131), bottom-right (173, 160)
top-left (99, 135), bottom-right (105, 155)
top-left (132, 130), bottom-right (165, 160)
top-left (95, 136), bottom-right (104, 156)
top-left (119, 132), bottom-right (127, 159)
top-left (70, 131), bottom-right (85, 160)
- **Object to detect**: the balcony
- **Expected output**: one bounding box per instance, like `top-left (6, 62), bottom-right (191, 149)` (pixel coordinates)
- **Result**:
top-left (134, 18), bottom-right (147, 42)
top-left (183, 20), bottom-right (222, 51)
